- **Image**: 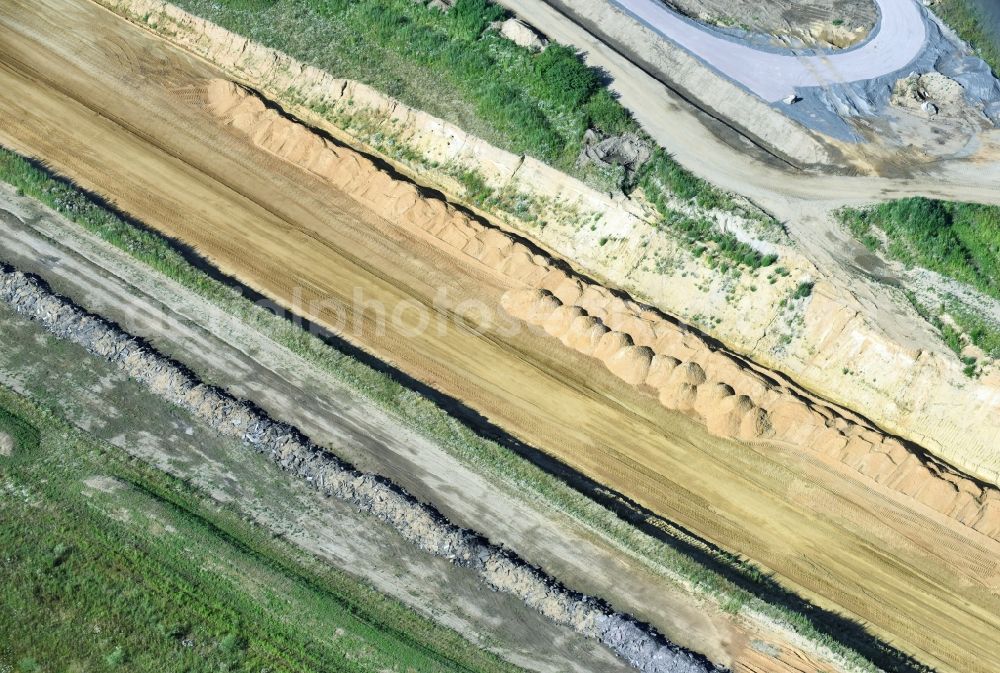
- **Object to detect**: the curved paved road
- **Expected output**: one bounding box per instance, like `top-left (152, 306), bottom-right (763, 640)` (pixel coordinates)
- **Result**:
top-left (611, 0), bottom-right (927, 101)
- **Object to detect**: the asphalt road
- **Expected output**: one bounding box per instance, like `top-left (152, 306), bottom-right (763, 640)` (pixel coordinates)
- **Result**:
top-left (610, 0), bottom-right (927, 101)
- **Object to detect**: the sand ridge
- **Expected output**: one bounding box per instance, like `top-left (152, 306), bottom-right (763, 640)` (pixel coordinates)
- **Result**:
top-left (207, 79), bottom-right (1000, 542)
top-left (504, 289), bottom-right (1000, 540)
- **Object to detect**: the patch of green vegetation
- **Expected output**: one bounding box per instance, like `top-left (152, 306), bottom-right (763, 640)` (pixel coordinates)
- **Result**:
top-left (933, 0), bottom-right (1000, 75)
top-left (840, 198), bottom-right (1000, 368)
top-left (840, 198), bottom-right (1000, 300)
top-left (165, 0), bottom-right (770, 237)
top-left (905, 292), bottom-right (1000, 373)
top-left (792, 281), bottom-right (814, 300)
top-left (172, 0), bottom-right (617, 171)
top-left (654, 209), bottom-right (776, 271)
top-left (0, 148), bottom-right (901, 673)
top-left (0, 403), bottom-right (40, 453)
top-left (0, 387), bottom-right (524, 673)
top-left (635, 150), bottom-right (777, 270)
top-left (638, 148), bottom-right (736, 212)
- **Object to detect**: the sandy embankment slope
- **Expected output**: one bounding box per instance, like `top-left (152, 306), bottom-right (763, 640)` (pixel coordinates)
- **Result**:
top-left (1, 1), bottom-right (1000, 671)
top-left (498, 0), bottom-right (1000, 483)
top-left (208, 78), bottom-right (1000, 542)
top-left (98, 0), bottom-right (1000, 488)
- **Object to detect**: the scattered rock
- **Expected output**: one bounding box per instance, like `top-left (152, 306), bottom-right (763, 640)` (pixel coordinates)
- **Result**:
top-left (0, 265), bottom-right (723, 673)
top-left (498, 17), bottom-right (547, 51)
top-left (891, 72), bottom-right (965, 118)
top-left (580, 131), bottom-right (652, 175)
top-left (0, 432), bottom-right (14, 456)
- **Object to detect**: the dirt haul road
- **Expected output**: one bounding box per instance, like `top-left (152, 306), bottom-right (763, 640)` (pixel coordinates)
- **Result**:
top-left (0, 184), bottom-right (837, 673)
top-left (610, 0), bottom-right (926, 102)
top-left (501, 0), bottom-right (1000, 210)
top-left (1, 1), bottom-right (999, 671)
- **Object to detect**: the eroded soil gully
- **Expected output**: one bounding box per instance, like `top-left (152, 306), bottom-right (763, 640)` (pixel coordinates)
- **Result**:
top-left (0, 265), bottom-right (722, 673)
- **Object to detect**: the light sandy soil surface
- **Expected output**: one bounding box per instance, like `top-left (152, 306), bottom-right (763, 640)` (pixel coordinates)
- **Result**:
top-left (0, 432), bottom-right (14, 456)
top-left (0, 187), bottom-right (832, 673)
top-left (661, 0), bottom-right (876, 47)
top-left (2, 2), bottom-right (1000, 672)
top-left (205, 78), bottom-right (1000, 543)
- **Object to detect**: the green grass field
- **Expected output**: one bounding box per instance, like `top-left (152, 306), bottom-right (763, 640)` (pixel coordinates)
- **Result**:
top-left (933, 0), bottom-right (1000, 76)
top-left (0, 385), bottom-right (525, 673)
top-left (839, 198), bottom-right (1000, 362)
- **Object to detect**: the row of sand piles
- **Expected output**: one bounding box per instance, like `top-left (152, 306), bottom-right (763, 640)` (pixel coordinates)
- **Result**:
top-left (208, 79), bottom-right (1000, 540)
top-left (502, 288), bottom-right (1000, 539)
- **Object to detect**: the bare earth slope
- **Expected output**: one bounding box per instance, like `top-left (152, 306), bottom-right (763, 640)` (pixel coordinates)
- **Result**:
top-left (661, 0), bottom-right (877, 48)
top-left (104, 0), bottom-right (1000, 486)
top-left (1, 2), bottom-right (999, 671)
top-left (208, 78), bottom-right (1000, 542)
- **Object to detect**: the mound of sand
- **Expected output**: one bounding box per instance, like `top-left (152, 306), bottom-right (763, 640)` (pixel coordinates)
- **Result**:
top-left (594, 330), bottom-right (634, 362)
top-left (544, 305), bottom-right (586, 338)
top-left (502, 290), bottom-right (1000, 535)
top-left (645, 355), bottom-right (681, 388)
top-left (606, 345), bottom-right (654, 385)
top-left (563, 315), bottom-right (609, 355)
top-left (694, 382), bottom-right (735, 416)
top-left (660, 382), bottom-right (699, 412)
top-left (705, 393), bottom-right (754, 438)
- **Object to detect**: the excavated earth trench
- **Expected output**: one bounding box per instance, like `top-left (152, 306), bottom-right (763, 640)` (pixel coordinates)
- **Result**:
top-left (1, 1), bottom-right (1000, 671)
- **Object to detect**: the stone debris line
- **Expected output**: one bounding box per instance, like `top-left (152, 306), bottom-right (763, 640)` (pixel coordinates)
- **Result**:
top-left (0, 265), bottom-right (724, 673)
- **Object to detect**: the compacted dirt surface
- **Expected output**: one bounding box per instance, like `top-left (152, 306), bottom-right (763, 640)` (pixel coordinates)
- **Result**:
top-left (660, 0), bottom-right (877, 47)
top-left (2, 2), bottom-right (1000, 672)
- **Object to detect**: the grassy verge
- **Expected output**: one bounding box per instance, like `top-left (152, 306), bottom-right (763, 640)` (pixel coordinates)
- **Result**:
top-left (839, 198), bottom-right (1000, 364)
top-left (933, 0), bottom-right (1000, 75)
top-left (161, 0), bottom-right (772, 269)
top-left (0, 386), bottom-right (525, 673)
top-left (0, 148), bottom-right (912, 673)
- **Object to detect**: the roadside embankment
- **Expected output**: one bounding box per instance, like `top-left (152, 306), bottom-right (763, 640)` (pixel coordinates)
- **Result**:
top-left (0, 264), bottom-right (722, 673)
